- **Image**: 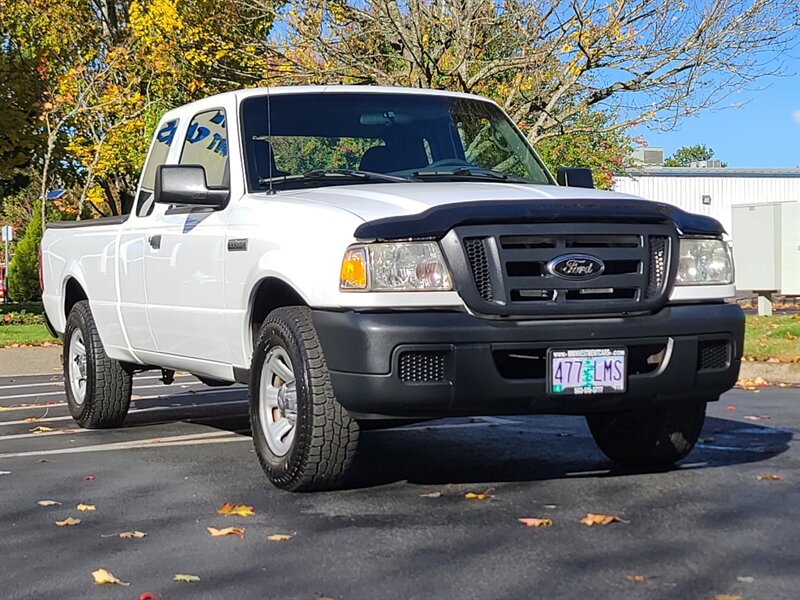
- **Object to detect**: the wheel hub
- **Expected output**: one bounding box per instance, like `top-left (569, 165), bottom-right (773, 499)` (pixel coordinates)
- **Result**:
top-left (259, 346), bottom-right (298, 457)
top-left (68, 328), bottom-right (88, 405)
top-left (276, 381), bottom-right (297, 425)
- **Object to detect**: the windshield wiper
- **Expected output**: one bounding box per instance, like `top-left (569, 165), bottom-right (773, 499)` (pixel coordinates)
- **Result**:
top-left (259, 168), bottom-right (408, 187)
top-left (411, 168), bottom-right (529, 183)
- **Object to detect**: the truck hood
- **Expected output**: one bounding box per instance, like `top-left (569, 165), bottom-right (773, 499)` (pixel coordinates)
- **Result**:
top-left (284, 181), bottom-right (640, 222)
top-left (280, 181), bottom-right (725, 238)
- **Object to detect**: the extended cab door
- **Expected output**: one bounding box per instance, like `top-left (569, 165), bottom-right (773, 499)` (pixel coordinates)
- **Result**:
top-left (118, 118), bottom-right (181, 352)
top-left (142, 108), bottom-right (231, 364)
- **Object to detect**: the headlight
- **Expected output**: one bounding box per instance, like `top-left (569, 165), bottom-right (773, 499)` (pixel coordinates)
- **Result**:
top-left (676, 238), bottom-right (733, 285)
top-left (340, 242), bottom-right (453, 291)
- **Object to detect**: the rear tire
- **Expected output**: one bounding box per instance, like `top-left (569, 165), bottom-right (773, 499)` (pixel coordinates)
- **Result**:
top-left (63, 300), bottom-right (132, 428)
top-left (249, 306), bottom-right (359, 491)
top-left (586, 401), bottom-right (707, 466)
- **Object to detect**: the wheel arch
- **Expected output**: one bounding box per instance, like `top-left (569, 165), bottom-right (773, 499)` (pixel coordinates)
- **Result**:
top-left (247, 276), bottom-right (309, 355)
top-left (63, 276), bottom-right (89, 321)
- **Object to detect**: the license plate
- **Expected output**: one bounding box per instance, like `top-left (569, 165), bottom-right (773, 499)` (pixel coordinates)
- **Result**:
top-left (548, 348), bottom-right (626, 395)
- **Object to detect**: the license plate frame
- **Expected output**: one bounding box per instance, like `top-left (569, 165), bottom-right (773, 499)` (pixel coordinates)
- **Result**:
top-left (547, 347), bottom-right (627, 395)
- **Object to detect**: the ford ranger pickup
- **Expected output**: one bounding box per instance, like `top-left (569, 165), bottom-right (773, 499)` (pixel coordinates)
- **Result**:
top-left (41, 86), bottom-right (744, 491)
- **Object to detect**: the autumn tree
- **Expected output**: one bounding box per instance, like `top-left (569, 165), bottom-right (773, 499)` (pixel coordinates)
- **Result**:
top-left (259, 0), bottom-right (796, 181)
top-left (0, 0), bottom-right (282, 222)
top-left (664, 144), bottom-right (726, 167)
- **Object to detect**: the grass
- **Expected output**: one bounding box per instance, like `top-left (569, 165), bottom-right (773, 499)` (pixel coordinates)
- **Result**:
top-left (0, 324), bottom-right (59, 348)
top-left (0, 308), bottom-right (797, 362)
top-left (744, 314), bottom-right (800, 363)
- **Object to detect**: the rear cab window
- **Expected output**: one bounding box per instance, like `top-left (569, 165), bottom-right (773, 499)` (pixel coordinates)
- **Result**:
top-left (136, 119), bottom-right (179, 217)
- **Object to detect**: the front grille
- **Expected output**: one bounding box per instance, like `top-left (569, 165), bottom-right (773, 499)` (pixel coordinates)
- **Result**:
top-left (399, 351), bottom-right (446, 383)
top-left (445, 223), bottom-right (676, 317)
top-left (464, 238), bottom-right (494, 301)
top-left (646, 236), bottom-right (668, 298)
top-left (698, 340), bottom-right (730, 370)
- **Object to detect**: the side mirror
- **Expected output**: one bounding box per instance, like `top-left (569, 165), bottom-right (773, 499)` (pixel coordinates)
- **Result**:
top-left (556, 167), bottom-right (594, 189)
top-left (154, 165), bottom-right (229, 209)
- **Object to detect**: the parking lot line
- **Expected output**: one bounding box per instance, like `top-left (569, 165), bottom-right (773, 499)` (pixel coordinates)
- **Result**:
top-left (0, 399), bottom-right (249, 428)
top-left (0, 387), bottom-right (246, 413)
top-left (0, 382), bottom-right (206, 402)
top-left (0, 428), bottom-right (90, 442)
top-left (0, 372), bottom-right (194, 391)
top-left (0, 430), bottom-right (249, 459)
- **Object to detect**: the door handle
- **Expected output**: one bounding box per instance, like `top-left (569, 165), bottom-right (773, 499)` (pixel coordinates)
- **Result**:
top-left (148, 234), bottom-right (161, 250)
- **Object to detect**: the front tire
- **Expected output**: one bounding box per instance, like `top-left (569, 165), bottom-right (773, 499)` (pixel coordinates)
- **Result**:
top-left (63, 301), bottom-right (132, 428)
top-left (250, 306), bottom-right (359, 491)
top-left (586, 401), bottom-right (707, 466)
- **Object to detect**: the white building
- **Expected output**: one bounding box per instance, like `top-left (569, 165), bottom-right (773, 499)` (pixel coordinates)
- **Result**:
top-left (613, 167), bottom-right (800, 236)
top-left (613, 167), bottom-right (800, 302)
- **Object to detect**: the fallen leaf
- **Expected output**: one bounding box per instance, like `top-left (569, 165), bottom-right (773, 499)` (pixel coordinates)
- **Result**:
top-left (55, 517), bottom-right (81, 526)
top-left (736, 576), bottom-right (754, 583)
top-left (419, 492), bottom-right (442, 498)
top-left (626, 575), bottom-right (647, 583)
top-left (120, 530), bottom-right (147, 539)
top-left (36, 459), bottom-right (50, 463)
top-left (207, 526), bottom-right (245, 538)
top-left (580, 513), bottom-right (626, 526)
top-left (92, 568), bottom-right (129, 587)
top-left (77, 503), bottom-right (96, 512)
top-left (727, 405), bottom-right (736, 411)
top-left (542, 504), bottom-right (558, 509)
top-left (216, 502), bottom-right (255, 517)
top-left (464, 489), bottom-right (494, 500)
top-left (714, 595), bottom-right (742, 600)
top-left (23, 417), bottom-right (40, 423)
top-left (267, 533), bottom-right (293, 542)
top-left (518, 517), bottom-right (553, 528)
top-left (314, 596), bottom-right (334, 600)
top-left (29, 426), bottom-right (53, 433)
top-left (174, 574), bottom-right (201, 583)
top-left (37, 500), bottom-right (62, 506)
top-left (743, 416), bottom-right (760, 421)
top-left (139, 593), bottom-right (156, 600)
top-left (84, 475), bottom-right (95, 481)
top-left (757, 473), bottom-right (783, 481)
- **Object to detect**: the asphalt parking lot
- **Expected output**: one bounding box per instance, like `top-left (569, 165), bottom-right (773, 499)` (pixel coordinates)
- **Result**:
top-left (0, 373), bottom-right (798, 600)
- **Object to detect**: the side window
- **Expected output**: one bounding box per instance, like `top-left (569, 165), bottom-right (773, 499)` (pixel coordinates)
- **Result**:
top-left (179, 109), bottom-right (229, 186)
top-left (137, 119), bottom-right (179, 217)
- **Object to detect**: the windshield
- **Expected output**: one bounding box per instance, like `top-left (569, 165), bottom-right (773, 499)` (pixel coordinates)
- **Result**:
top-left (240, 92), bottom-right (553, 191)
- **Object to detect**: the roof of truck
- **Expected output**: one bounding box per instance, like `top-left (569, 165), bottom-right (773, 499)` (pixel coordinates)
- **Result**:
top-left (159, 85), bottom-right (495, 122)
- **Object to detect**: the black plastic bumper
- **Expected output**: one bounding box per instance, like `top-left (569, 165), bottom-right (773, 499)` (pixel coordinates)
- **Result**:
top-left (313, 303), bottom-right (744, 420)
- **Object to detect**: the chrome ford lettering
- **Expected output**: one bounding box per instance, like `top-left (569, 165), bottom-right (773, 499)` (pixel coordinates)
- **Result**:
top-left (547, 254), bottom-right (605, 280)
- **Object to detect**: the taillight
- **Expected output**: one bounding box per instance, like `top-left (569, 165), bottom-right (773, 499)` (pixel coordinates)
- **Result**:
top-left (38, 246), bottom-right (44, 291)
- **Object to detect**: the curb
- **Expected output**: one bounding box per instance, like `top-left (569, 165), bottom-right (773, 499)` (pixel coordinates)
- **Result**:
top-left (739, 361), bottom-right (800, 385)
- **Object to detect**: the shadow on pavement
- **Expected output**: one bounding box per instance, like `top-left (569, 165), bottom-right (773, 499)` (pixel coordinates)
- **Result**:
top-left (342, 415), bottom-right (793, 489)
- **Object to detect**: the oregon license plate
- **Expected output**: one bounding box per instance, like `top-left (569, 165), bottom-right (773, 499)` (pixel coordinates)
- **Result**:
top-left (548, 348), bottom-right (627, 395)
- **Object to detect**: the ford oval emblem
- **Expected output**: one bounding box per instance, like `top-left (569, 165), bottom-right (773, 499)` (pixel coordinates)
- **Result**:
top-left (547, 254), bottom-right (605, 280)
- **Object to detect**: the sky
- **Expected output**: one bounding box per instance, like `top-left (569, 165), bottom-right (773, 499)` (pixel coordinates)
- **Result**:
top-left (631, 56), bottom-right (800, 168)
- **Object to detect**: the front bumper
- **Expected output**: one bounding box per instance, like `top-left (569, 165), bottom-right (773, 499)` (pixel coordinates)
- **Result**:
top-left (313, 303), bottom-right (744, 420)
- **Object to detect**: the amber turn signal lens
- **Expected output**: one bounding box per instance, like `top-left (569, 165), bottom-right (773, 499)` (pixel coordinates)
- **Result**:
top-left (340, 247), bottom-right (368, 289)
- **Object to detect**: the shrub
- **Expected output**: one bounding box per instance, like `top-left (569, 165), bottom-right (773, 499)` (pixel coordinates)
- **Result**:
top-left (7, 201), bottom-right (59, 302)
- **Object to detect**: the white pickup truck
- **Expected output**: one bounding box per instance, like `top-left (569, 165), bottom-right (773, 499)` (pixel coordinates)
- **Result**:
top-left (41, 86), bottom-right (743, 491)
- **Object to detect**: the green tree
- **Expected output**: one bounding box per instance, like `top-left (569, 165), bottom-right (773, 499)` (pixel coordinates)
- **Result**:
top-left (664, 144), bottom-right (727, 167)
top-left (8, 202), bottom-right (47, 301)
